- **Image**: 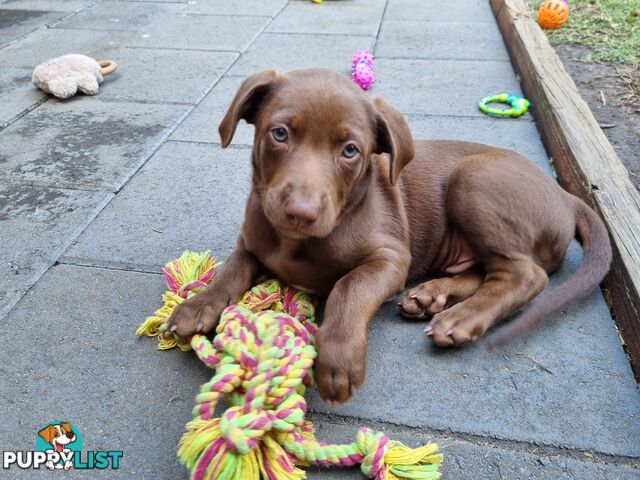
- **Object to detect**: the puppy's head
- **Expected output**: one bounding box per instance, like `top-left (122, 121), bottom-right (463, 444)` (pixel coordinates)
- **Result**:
top-left (219, 68), bottom-right (414, 239)
top-left (38, 423), bottom-right (76, 450)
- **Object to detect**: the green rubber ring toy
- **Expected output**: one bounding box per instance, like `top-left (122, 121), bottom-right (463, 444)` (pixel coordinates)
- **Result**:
top-left (478, 93), bottom-right (530, 118)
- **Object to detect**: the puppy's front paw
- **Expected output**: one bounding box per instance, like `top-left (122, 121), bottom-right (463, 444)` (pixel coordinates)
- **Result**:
top-left (166, 291), bottom-right (231, 337)
top-left (314, 329), bottom-right (366, 404)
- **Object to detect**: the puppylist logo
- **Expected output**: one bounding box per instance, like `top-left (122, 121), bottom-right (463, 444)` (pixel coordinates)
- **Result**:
top-left (3, 421), bottom-right (123, 471)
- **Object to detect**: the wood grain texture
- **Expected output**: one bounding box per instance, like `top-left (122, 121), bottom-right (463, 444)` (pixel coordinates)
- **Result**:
top-left (490, 0), bottom-right (640, 377)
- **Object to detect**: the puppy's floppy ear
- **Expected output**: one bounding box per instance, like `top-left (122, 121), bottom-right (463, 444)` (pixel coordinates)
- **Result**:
top-left (219, 70), bottom-right (278, 148)
top-left (38, 425), bottom-right (56, 444)
top-left (373, 97), bottom-right (415, 185)
top-left (60, 422), bottom-right (72, 434)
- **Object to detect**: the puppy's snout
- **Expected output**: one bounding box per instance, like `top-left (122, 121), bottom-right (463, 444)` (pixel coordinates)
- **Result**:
top-left (66, 433), bottom-right (75, 440)
top-left (285, 196), bottom-right (319, 224)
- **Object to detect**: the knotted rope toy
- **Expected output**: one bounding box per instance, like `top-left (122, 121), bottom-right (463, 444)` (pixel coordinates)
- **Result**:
top-left (138, 251), bottom-right (443, 480)
top-left (351, 50), bottom-right (375, 90)
top-left (478, 93), bottom-right (530, 118)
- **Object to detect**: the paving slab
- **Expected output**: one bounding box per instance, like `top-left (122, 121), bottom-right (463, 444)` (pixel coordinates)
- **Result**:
top-left (0, 7), bottom-right (63, 47)
top-left (406, 115), bottom-right (548, 171)
top-left (0, 67), bottom-right (46, 127)
top-left (132, 13), bottom-right (269, 52)
top-left (0, 25), bottom-right (138, 69)
top-left (267, 0), bottom-right (386, 36)
top-left (64, 141), bottom-right (252, 269)
top-left (306, 242), bottom-right (640, 457)
top-left (95, 47), bottom-right (237, 104)
top-left (373, 58), bottom-right (521, 117)
top-left (0, 99), bottom-right (186, 191)
top-left (0, 185), bottom-right (111, 319)
top-left (51, 0), bottom-right (185, 31)
top-left (377, 20), bottom-right (510, 61)
top-left (0, 264), bottom-right (211, 479)
top-left (170, 75), bottom-right (255, 145)
top-left (385, 0), bottom-right (495, 23)
top-left (228, 32), bottom-right (374, 76)
top-left (0, 0), bottom-right (94, 11)
top-left (306, 421), bottom-right (640, 479)
top-left (184, 0), bottom-right (287, 17)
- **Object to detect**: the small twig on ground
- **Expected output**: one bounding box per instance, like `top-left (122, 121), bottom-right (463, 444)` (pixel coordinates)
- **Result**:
top-left (599, 90), bottom-right (606, 105)
top-left (167, 388), bottom-right (182, 404)
top-left (516, 352), bottom-right (554, 374)
top-left (599, 123), bottom-right (616, 129)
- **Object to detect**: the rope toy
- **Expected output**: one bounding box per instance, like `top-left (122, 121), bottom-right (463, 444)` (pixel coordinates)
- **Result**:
top-left (138, 251), bottom-right (443, 480)
top-left (351, 50), bottom-right (375, 90)
top-left (478, 93), bottom-right (530, 118)
top-left (537, 0), bottom-right (569, 30)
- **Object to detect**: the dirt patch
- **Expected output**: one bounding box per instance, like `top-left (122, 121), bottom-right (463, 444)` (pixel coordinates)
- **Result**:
top-left (554, 45), bottom-right (640, 190)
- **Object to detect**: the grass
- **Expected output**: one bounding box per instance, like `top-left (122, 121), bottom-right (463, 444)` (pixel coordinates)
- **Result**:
top-left (527, 0), bottom-right (640, 63)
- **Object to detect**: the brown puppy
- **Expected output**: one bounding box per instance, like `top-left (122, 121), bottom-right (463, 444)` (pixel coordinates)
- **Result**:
top-left (167, 69), bottom-right (612, 404)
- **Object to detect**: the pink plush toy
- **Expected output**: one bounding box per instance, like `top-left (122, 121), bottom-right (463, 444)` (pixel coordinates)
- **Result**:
top-left (351, 50), bottom-right (375, 90)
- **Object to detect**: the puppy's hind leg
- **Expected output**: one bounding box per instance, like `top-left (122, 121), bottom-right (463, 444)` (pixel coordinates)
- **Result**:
top-left (427, 255), bottom-right (548, 346)
top-left (399, 270), bottom-right (484, 318)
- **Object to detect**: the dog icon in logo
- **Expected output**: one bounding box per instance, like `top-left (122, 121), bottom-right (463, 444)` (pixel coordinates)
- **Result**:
top-left (38, 422), bottom-right (77, 470)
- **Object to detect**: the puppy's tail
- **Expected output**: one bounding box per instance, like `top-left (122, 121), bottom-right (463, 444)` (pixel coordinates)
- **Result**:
top-left (488, 198), bottom-right (612, 349)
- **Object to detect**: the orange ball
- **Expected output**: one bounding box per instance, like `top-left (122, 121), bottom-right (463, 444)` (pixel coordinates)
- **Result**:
top-left (537, 0), bottom-right (570, 29)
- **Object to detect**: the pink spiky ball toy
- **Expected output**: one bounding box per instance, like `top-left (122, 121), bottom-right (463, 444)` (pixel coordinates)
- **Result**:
top-left (351, 50), bottom-right (375, 90)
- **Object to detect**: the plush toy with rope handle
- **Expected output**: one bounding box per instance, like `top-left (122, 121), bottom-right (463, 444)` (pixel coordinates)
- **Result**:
top-left (138, 251), bottom-right (443, 480)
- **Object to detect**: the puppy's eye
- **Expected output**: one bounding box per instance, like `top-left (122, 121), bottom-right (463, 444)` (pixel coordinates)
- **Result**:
top-left (342, 144), bottom-right (359, 159)
top-left (271, 127), bottom-right (288, 143)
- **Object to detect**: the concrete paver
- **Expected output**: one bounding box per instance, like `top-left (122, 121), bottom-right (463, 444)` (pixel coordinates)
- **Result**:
top-left (375, 58), bottom-right (522, 117)
top-left (0, 99), bottom-right (186, 191)
top-left (385, 0), bottom-right (496, 23)
top-left (184, 0), bottom-right (287, 17)
top-left (95, 47), bottom-right (238, 104)
top-left (169, 75), bottom-right (254, 145)
top-left (228, 32), bottom-right (375, 76)
top-left (1, 0), bottom-right (638, 478)
top-left (267, 0), bottom-right (386, 36)
top-left (64, 141), bottom-right (252, 269)
top-left (0, 8), bottom-right (63, 47)
top-left (51, 0), bottom-right (185, 31)
top-left (0, 26), bottom-right (137, 69)
top-left (307, 243), bottom-right (640, 457)
top-left (307, 421), bottom-right (640, 480)
top-left (132, 13), bottom-right (270, 52)
top-left (0, 185), bottom-right (111, 318)
top-left (0, 0), bottom-right (94, 11)
top-left (0, 264), bottom-right (210, 479)
top-left (377, 20), bottom-right (510, 61)
top-left (0, 67), bottom-right (46, 127)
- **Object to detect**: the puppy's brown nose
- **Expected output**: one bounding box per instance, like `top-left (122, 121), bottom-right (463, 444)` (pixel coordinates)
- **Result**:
top-left (285, 198), bottom-right (319, 224)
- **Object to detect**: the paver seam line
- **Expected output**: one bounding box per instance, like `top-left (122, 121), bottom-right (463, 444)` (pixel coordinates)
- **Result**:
top-left (125, 45), bottom-right (242, 54)
top-left (262, 30), bottom-right (376, 39)
top-left (0, 0), bottom-right (103, 51)
top-left (375, 55), bottom-right (511, 63)
top-left (165, 139), bottom-right (254, 150)
top-left (0, 1), bottom-right (293, 319)
top-left (372, 0), bottom-right (390, 55)
top-left (56, 256), bottom-right (163, 275)
top-left (0, 97), bottom-right (49, 133)
top-left (181, 13), bottom-right (275, 19)
top-left (0, 179), bottom-right (113, 193)
top-left (310, 412), bottom-right (640, 468)
top-left (0, 191), bottom-right (115, 321)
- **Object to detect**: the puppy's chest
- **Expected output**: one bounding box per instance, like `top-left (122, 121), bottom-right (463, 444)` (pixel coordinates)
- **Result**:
top-left (252, 240), bottom-right (341, 295)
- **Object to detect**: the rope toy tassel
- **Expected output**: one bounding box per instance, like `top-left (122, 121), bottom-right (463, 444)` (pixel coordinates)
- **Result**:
top-left (139, 251), bottom-right (443, 479)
